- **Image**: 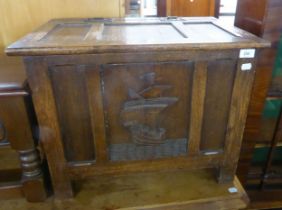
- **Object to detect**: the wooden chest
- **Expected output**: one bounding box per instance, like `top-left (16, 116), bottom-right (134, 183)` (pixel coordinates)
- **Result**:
top-left (6, 17), bottom-right (269, 199)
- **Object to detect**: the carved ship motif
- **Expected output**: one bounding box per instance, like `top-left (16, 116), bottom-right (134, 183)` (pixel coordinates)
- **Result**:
top-left (121, 72), bottom-right (178, 145)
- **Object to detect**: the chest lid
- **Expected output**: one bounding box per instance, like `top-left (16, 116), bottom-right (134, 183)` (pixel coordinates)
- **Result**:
top-left (6, 17), bottom-right (270, 56)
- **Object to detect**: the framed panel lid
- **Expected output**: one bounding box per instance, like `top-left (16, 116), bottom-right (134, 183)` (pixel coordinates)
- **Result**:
top-left (6, 17), bottom-right (270, 56)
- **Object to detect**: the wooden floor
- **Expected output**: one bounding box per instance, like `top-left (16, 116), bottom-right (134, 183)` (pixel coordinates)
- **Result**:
top-left (0, 169), bottom-right (249, 210)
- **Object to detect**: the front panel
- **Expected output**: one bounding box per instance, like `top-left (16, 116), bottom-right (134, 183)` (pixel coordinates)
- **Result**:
top-left (48, 53), bottom-right (238, 165)
top-left (102, 62), bottom-right (193, 161)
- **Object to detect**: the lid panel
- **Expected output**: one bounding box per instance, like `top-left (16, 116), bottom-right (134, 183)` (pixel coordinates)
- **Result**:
top-left (40, 23), bottom-right (92, 43)
top-left (182, 23), bottom-right (236, 42)
top-left (100, 23), bottom-right (186, 44)
top-left (5, 17), bottom-right (271, 55)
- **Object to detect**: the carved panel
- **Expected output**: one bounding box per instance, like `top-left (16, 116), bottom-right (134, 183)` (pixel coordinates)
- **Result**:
top-left (102, 62), bottom-right (193, 161)
top-left (121, 72), bottom-right (178, 145)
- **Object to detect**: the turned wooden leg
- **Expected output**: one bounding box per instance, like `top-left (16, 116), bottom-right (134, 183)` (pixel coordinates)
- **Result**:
top-left (0, 90), bottom-right (48, 202)
top-left (18, 148), bottom-right (47, 202)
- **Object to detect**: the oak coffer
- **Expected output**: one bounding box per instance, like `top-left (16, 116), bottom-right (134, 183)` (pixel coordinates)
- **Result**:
top-left (6, 17), bottom-right (270, 199)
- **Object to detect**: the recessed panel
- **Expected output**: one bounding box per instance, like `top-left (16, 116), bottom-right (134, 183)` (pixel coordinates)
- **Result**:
top-left (102, 62), bottom-right (193, 161)
top-left (201, 59), bottom-right (236, 151)
top-left (50, 65), bottom-right (95, 162)
top-left (183, 23), bottom-right (236, 42)
top-left (101, 23), bottom-right (186, 43)
top-left (40, 23), bottom-right (92, 43)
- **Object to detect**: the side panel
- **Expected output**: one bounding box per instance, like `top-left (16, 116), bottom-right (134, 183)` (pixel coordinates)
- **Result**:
top-left (201, 59), bottom-right (237, 151)
top-left (50, 65), bottom-right (95, 162)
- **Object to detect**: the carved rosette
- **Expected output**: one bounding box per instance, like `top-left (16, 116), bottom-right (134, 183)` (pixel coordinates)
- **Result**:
top-left (18, 149), bottom-right (42, 179)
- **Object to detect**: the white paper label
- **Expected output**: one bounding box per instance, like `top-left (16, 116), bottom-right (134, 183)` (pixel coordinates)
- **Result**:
top-left (203, 151), bottom-right (219, 155)
top-left (228, 187), bottom-right (238, 194)
top-left (241, 63), bottom-right (252, 71)
top-left (239, 49), bottom-right (256, 58)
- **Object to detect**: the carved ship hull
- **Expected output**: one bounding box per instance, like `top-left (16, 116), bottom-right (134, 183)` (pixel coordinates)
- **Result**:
top-left (121, 97), bottom-right (178, 145)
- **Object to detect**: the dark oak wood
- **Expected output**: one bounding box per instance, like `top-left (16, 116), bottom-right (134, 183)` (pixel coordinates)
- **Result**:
top-left (201, 59), bottom-right (236, 151)
top-left (0, 170), bottom-right (249, 210)
top-left (6, 17), bottom-right (269, 199)
top-left (85, 66), bottom-right (108, 163)
top-left (6, 17), bottom-right (269, 56)
top-left (219, 58), bottom-right (256, 183)
top-left (50, 65), bottom-right (95, 161)
top-left (24, 58), bottom-right (73, 199)
top-left (188, 62), bottom-right (207, 156)
top-left (67, 155), bottom-right (222, 180)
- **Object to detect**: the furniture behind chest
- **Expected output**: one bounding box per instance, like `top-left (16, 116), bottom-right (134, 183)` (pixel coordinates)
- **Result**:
top-left (6, 17), bottom-right (269, 200)
top-left (157, 0), bottom-right (220, 17)
top-left (0, 56), bottom-right (47, 202)
top-left (235, 0), bottom-right (282, 204)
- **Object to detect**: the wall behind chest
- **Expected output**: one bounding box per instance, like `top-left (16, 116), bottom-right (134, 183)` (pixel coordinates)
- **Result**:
top-left (0, 0), bottom-right (125, 83)
top-left (0, 0), bottom-right (124, 50)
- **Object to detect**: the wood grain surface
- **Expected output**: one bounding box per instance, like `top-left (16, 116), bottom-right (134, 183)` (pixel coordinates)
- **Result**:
top-left (0, 170), bottom-right (249, 210)
top-left (7, 17), bottom-right (269, 199)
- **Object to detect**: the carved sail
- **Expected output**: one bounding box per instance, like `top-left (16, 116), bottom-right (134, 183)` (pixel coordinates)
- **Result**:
top-left (121, 72), bottom-right (178, 145)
